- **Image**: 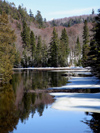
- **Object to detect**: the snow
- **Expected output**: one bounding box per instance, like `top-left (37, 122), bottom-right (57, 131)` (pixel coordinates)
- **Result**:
top-left (50, 76), bottom-right (100, 89)
top-left (49, 70), bottom-right (100, 113)
top-left (50, 71), bottom-right (100, 113)
top-left (50, 93), bottom-right (100, 113)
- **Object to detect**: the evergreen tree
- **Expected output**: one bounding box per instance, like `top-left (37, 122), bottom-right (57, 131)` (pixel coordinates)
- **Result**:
top-left (30, 31), bottom-right (36, 64)
top-left (49, 28), bottom-right (59, 67)
top-left (58, 28), bottom-right (69, 66)
top-left (21, 48), bottom-right (28, 67)
top-left (94, 9), bottom-right (100, 74)
top-left (82, 20), bottom-right (90, 67)
top-left (35, 36), bottom-right (42, 66)
top-left (42, 40), bottom-right (48, 67)
top-left (35, 10), bottom-right (43, 28)
top-left (58, 40), bottom-right (66, 66)
top-left (21, 20), bottom-right (30, 48)
top-left (88, 39), bottom-right (97, 72)
top-left (88, 9), bottom-right (100, 75)
top-left (75, 37), bottom-right (81, 66)
top-left (29, 9), bottom-right (34, 22)
top-left (92, 9), bottom-right (95, 15)
top-left (0, 12), bottom-right (16, 83)
top-left (60, 28), bottom-right (69, 58)
top-left (51, 20), bottom-right (57, 27)
top-left (29, 9), bottom-right (33, 17)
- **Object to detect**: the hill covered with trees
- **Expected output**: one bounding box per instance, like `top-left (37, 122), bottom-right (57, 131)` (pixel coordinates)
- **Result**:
top-left (48, 13), bottom-right (96, 27)
top-left (1, 0), bottom-right (100, 83)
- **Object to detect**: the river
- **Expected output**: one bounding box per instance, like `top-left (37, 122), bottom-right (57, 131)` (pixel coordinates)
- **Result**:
top-left (0, 69), bottom-right (100, 133)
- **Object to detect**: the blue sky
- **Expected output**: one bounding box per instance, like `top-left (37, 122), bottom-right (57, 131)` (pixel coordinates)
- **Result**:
top-left (8, 0), bottom-right (100, 20)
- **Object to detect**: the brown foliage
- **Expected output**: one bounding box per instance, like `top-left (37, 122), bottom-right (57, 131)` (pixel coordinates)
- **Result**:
top-left (9, 15), bottom-right (93, 55)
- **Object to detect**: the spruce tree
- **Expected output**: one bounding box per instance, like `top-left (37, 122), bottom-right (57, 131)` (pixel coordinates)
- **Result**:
top-left (30, 31), bottom-right (36, 65)
top-left (60, 28), bottom-right (69, 66)
top-left (42, 40), bottom-right (48, 67)
top-left (49, 28), bottom-right (59, 67)
top-left (21, 20), bottom-right (30, 48)
top-left (75, 37), bottom-right (81, 66)
top-left (88, 39), bottom-right (97, 72)
top-left (94, 9), bottom-right (100, 74)
top-left (82, 20), bottom-right (90, 67)
top-left (0, 12), bottom-right (16, 83)
top-left (35, 36), bottom-right (42, 66)
top-left (35, 10), bottom-right (43, 28)
top-left (58, 40), bottom-right (66, 66)
top-left (88, 9), bottom-right (100, 75)
top-left (29, 9), bottom-right (33, 17)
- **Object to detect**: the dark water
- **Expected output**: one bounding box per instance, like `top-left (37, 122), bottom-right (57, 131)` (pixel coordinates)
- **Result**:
top-left (0, 70), bottom-right (100, 133)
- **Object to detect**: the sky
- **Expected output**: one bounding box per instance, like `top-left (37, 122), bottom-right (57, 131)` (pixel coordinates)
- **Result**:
top-left (7, 0), bottom-right (100, 21)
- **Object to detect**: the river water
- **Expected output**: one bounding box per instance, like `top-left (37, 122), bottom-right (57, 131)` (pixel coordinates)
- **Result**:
top-left (0, 69), bottom-right (100, 133)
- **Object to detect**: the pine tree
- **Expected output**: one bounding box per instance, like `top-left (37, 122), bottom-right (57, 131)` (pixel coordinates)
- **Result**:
top-left (29, 9), bottom-right (33, 17)
top-left (0, 12), bottom-right (16, 83)
top-left (92, 9), bottom-right (95, 15)
top-left (88, 39), bottom-right (97, 72)
top-left (88, 9), bottom-right (100, 75)
top-left (58, 40), bottom-right (66, 66)
top-left (75, 37), bottom-right (81, 66)
top-left (60, 28), bottom-right (69, 66)
top-left (41, 40), bottom-right (48, 67)
top-left (35, 36), bottom-right (42, 66)
top-left (49, 28), bottom-right (59, 67)
top-left (94, 9), bottom-right (100, 74)
top-left (30, 31), bottom-right (36, 64)
top-left (82, 20), bottom-right (90, 67)
top-left (35, 10), bottom-right (43, 28)
top-left (21, 20), bottom-right (30, 48)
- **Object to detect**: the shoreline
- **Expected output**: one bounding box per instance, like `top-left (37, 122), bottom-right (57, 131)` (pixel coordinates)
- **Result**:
top-left (26, 88), bottom-right (100, 94)
top-left (13, 67), bottom-right (90, 72)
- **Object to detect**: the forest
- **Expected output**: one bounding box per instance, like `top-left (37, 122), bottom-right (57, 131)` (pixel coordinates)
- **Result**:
top-left (0, 0), bottom-right (100, 83)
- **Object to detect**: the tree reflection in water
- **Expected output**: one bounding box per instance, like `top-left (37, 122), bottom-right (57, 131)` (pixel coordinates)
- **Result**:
top-left (82, 112), bottom-right (100, 133)
top-left (0, 85), bottom-right (54, 132)
top-left (0, 84), bottom-right (19, 133)
top-left (13, 70), bottom-right (68, 91)
top-left (18, 92), bottom-right (54, 122)
top-left (0, 70), bottom-right (67, 132)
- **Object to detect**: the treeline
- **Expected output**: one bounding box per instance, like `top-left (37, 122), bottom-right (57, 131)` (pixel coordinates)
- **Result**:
top-left (50, 14), bottom-right (95, 27)
top-left (0, 0), bottom-right (47, 28)
top-left (82, 9), bottom-right (100, 77)
top-left (0, 11), bottom-right (82, 83)
top-left (21, 20), bottom-right (70, 67)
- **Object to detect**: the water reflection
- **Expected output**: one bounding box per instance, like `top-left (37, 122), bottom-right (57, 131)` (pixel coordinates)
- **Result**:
top-left (12, 70), bottom-right (68, 91)
top-left (0, 70), bottom-right (100, 133)
top-left (0, 84), bottom-right (19, 133)
top-left (18, 92), bottom-right (54, 122)
top-left (0, 85), bottom-right (54, 133)
top-left (82, 112), bottom-right (100, 133)
top-left (1, 71), bottom-right (62, 133)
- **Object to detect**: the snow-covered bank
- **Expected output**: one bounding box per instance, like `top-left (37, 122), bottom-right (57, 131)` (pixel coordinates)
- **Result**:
top-left (50, 76), bottom-right (100, 90)
top-left (50, 72), bottom-right (100, 113)
top-left (50, 93), bottom-right (100, 113)
top-left (13, 67), bottom-right (90, 71)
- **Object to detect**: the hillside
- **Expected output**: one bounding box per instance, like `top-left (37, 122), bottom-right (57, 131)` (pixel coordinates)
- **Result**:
top-left (0, 0), bottom-right (95, 68)
top-left (0, 0), bottom-right (94, 51)
top-left (11, 19), bottom-right (93, 53)
top-left (48, 14), bottom-right (96, 27)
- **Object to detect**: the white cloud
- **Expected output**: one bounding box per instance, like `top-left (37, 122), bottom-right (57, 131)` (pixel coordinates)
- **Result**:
top-left (48, 7), bottom-right (99, 16)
